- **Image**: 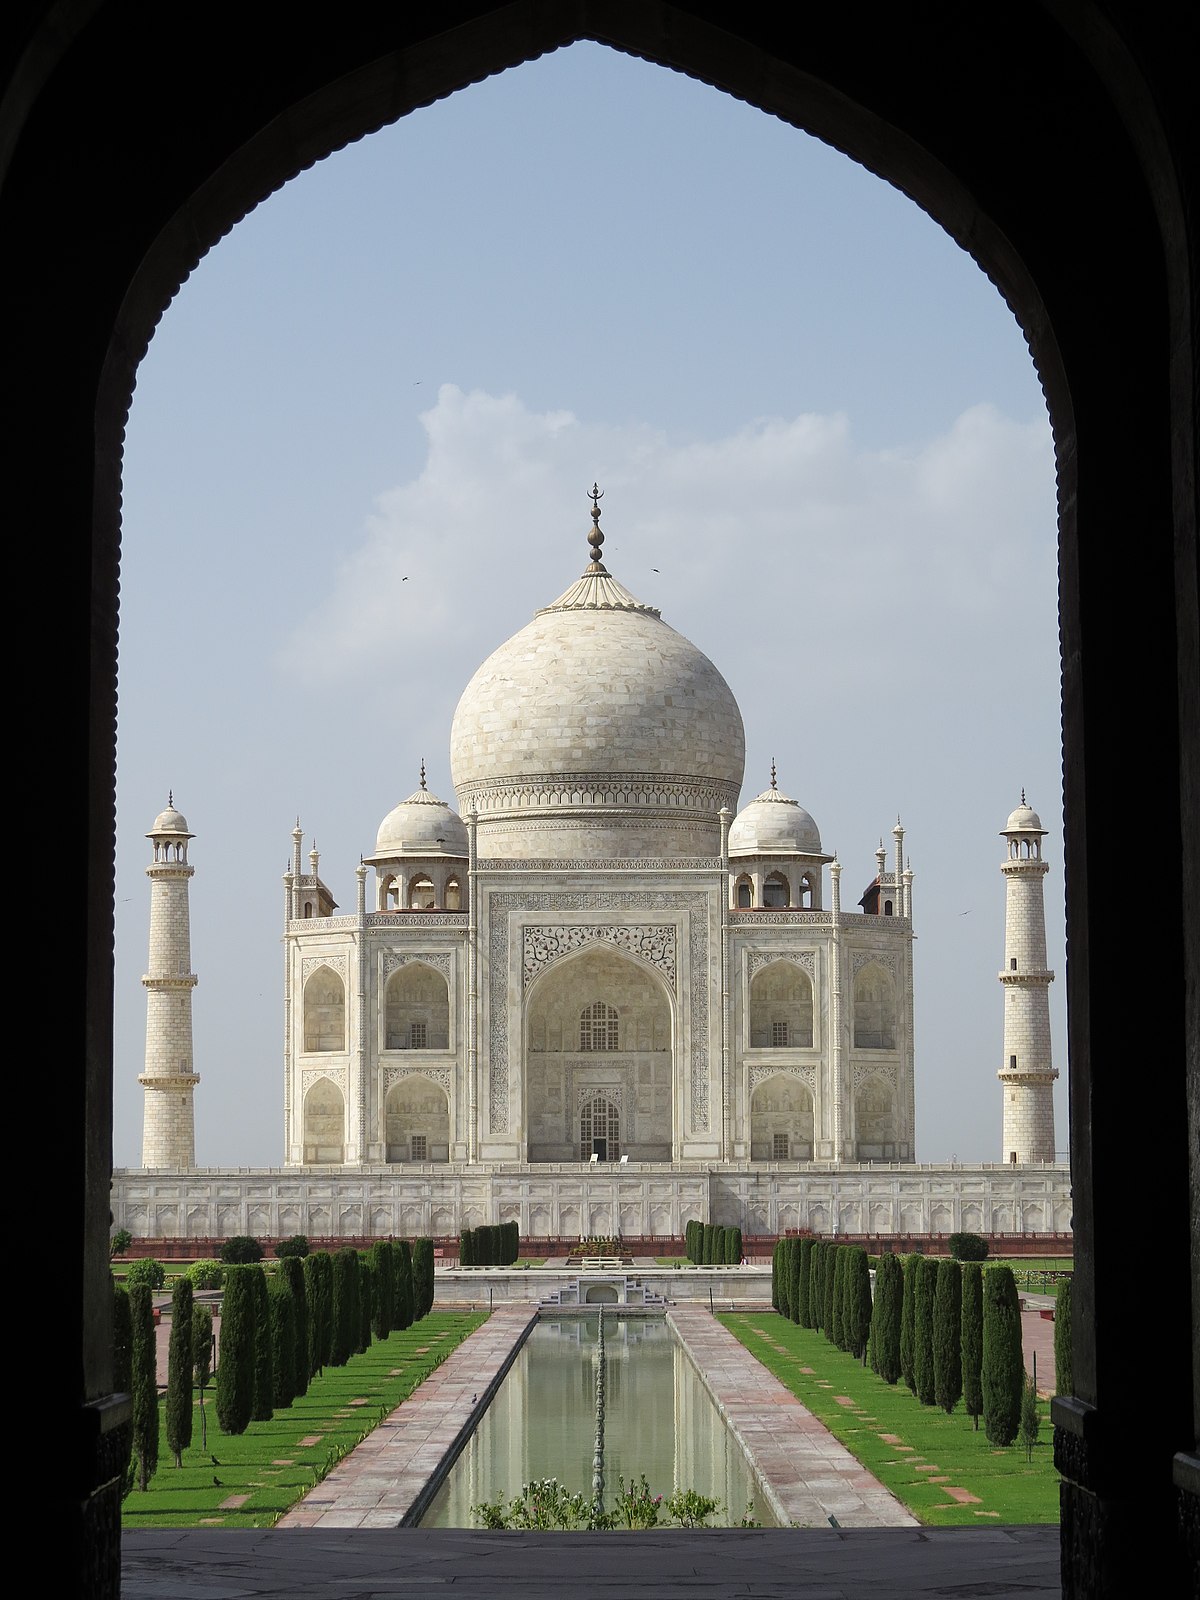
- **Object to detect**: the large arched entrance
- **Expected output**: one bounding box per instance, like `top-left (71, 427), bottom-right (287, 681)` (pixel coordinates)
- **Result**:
top-left (13, 7), bottom-right (1194, 1596)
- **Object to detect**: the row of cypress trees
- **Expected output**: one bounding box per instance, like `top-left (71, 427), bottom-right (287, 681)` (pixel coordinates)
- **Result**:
top-left (770, 1239), bottom-right (1029, 1445)
top-left (115, 1234), bottom-right (439, 1487)
top-left (459, 1221), bottom-right (519, 1265)
top-left (683, 1220), bottom-right (743, 1264)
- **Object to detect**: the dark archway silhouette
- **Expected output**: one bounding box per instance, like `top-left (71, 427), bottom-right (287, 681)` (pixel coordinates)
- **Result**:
top-left (4, 5), bottom-right (1194, 1596)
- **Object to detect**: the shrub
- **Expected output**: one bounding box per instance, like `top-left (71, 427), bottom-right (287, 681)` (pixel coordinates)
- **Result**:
top-left (112, 1284), bottom-right (133, 1490)
top-left (900, 1253), bottom-right (920, 1393)
top-left (268, 1271), bottom-right (297, 1409)
top-left (358, 1257), bottom-right (373, 1353)
top-left (1054, 1276), bottom-right (1074, 1398)
top-left (797, 1238), bottom-right (813, 1326)
top-left (125, 1257), bottom-right (165, 1291)
top-left (981, 1265), bottom-right (1024, 1445)
top-left (789, 1239), bottom-right (802, 1324)
top-left (948, 1231), bottom-right (989, 1262)
top-left (274, 1235), bottom-right (309, 1260)
top-left (820, 1242), bottom-right (836, 1337)
top-left (192, 1302), bottom-right (214, 1450)
top-left (129, 1282), bottom-right (159, 1490)
top-left (1019, 1372), bottom-right (1041, 1461)
top-left (166, 1276), bottom-right (194, 1465)
top-left (844, 1247), bottom-right (873, 1360)
top-left (831, 1247), bottom-right (847, 1348)
top-left (961, 1261), bottom-right (984, 1429)
top-left (110, 1227), bottom-right (133, 1259)
top-left (215, 1264), bottom-right (255, 1435)
top-left (249, 1265), bottom-right (273, 1421)
top-left (330, 1247), bottom-right (359, 1366)
top-left (394, 1239), bottom-right (414, 1330)
top-left (370, 1241), bottom-right (395, 1339)
top-left (459, 1228), bottom-right (475, 1268)
top-left (913, 1256), bottom-right (939, 1404)
top-left (278, 1254), bottom-right (309, 1398)
top-left (220, 1235), bottom-right (264, 1264)
top-left (412, 1238), bottom-right (435, 1320)
top-left (187, 1260), bottom-right (224, 1291)
top-left (933, 1258), bottom-right (963, 1413)
top-left (871, 1253), bottom-right (903, 1383)
top-left (808, 1242), bottom-right (825, 1332)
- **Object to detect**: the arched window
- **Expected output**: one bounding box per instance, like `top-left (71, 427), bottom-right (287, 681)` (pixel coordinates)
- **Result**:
top-left (302, 1076), bottom-right (345, 1163)
top-left (580, 1001), bottom-right (619, 1051)
top-left (444, 876), bottom-right (462, 910)
top-left (748, 960), bottom-right (814, 1048)
top-left (384, 1075), bottom-right (450, 1163)
top-left (580, 1095), bottom-right (620, 1161)
top-left (762, 872), bottom-right (790, 908)
top-left (853, 964), bottom-right (897, 1049)
top-left (385, 962), bottom-right (450, 1050)
top-left (302, 967), bottom-right (345, 1052)
top-left (735, 877), bottom-right (752, 908)
top-left (409, 874), bottom-right (435, 909)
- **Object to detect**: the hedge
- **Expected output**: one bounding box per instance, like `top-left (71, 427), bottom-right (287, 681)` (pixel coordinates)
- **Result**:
top-left (981, 1265), bottom-right (1024, 1445)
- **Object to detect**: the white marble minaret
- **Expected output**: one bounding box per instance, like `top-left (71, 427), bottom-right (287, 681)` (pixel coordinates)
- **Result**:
top-left (998, 793), bottom-right (1058, 1162)
top-left (139, 796), bottom-right (200, 1167)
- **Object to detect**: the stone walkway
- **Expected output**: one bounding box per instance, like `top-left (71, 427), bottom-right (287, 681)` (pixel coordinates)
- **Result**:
top-left (667, 1306), bottom-right (917, 1529)
top-left (274, 1305), bottom-right (538, 1529)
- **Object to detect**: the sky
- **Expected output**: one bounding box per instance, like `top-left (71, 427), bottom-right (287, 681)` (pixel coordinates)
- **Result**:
top-left (112, 41), bottom-right (1067, 1170)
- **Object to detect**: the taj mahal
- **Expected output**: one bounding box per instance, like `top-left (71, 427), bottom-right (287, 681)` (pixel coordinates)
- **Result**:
top-left (114, 491), bottom-right (1069, 1244)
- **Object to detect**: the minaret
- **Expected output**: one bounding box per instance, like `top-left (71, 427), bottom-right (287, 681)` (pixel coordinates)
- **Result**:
top-left (998, 793), bottom-right (1058, 1163)
top-left (139, 795), bottom-right (200, 1168)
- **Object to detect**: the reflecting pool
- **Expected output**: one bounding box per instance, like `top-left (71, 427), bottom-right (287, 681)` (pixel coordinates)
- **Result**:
top-left (419, 1313), bottom-right (773, 1527)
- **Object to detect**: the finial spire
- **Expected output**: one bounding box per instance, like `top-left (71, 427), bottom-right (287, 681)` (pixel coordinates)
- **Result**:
top-left (1021, 787), bottom-right (1027, 805)
top-left (419, 758), bottom-right (427, 792)
top-left (587, 483), bottom-right (605, 568)
top-left (770, 758), bottom-right (777, 791)
top-left (168, 790), bottom-right (173, 808)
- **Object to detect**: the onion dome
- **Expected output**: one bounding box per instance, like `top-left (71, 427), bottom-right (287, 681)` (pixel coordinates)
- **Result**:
top-left (450, 487), bottom-right (745, 858)
top-left (374, 763), bottom-right (468, 857)
top-left (1003, 791), bottom-right (1046, 834)
top-left (148, 792), bottom-right (191, 838)
top-left (728, 763), bottom-right (824, 856)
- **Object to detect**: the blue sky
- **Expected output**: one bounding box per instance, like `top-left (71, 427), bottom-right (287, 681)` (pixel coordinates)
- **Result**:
top-left (113, 41), bottom-right (1065, 1169)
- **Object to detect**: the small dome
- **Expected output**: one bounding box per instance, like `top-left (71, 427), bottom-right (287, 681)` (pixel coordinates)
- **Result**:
top-left (729, 778), bottom-right (823, 856)
top-left (1003, 796), bottom-right (1045, 834)
top-left (375, 778), bottom-right (468, 858)
top-left (149, 796), bottom-right (190, 836)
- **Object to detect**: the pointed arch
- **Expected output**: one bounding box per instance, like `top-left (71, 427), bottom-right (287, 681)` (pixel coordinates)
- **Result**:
top-left (302, 965), bottom-right (345, 1053)
top-left (384, 1073), bottom-right (450, 1163)
top-left (749, 958), bottom-right (814, 1048)
top-left (385, 960), bottom-right (449, 1050)
top-left (853, 962), bottom-right (896, 1049)
top-left (302, 1076), bottom-right (345, 1163)
top-left (750, 1072), bottom-right (814, 1160)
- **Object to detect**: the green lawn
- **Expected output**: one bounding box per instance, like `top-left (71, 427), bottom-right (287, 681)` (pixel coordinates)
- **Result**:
top-left (122, 1311), bottom-right (486, 1529)
top-left (720, 1312), bottom-right (1059, 1527)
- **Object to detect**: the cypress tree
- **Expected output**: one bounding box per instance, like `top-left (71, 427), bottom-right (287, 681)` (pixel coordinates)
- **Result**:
top-left (770, 1241), bottom-right (780, 1309)
top-left (279, 1255), bottom-right (309, 1398)
top-left (129, 1281), bottom-right (159, 1490)
top-left (216, 1265), bottom-right (254, 1436)
top-left (412, 1238), bottom-right (435, 1319)
top-left (808, 1241), bottom-right (825, 1330)
top-left (268, 1271), bottom-right (297, 1409)
top-left (831, 1247), bottom-right (847, 1347)
top-left (113, 1283), bottom-right (134, 1494)
top-left (789, 1238), bottom-right (802, 1323)
top-left (358, 1257), bottom-right (373, 1353)
top-left (1019, 1373), bottom-right (1041, 1462)
top-left (900, 1253), bottom-right (919, 1392)
top-left (166, 1276), bottom-right (194, 1466)
top-left (933, 1258), bottom-right (963, 1413)
top-left (192, 1303), bottom-right (214, 1450)
top-left (961, 1261), bottom-right (984, 1429)
top-left (460, 1227), bottom-right (474, 1267)
top-left (506, 1220), bottom-right (520, 1263)
top-left (370, 1241), bottom-right (395, 1339)
top-left (250, 1265), bottom-right (274, 1421)
top-left (797, 1238), bottom-right (813, 1326)
top-left (913, 1256), bottom-right (938, 1403)
top-left (302, 1253), bottom-right (324, 1378)
top-left (330, 1247), bottom-right (358, 1365)
top-left (981, 1265), bottom-right (1024, 1445)
top-left (1054, 1276), bottom-right (1073, 1398)
top-left (844, 1247), bottom-right (873, 1361)
top-left (872, 1253), bottom-right (903, 1383)
top-left (821, 1241), bottom-right (837, 1337)
top-left (394, 1239), bottom-right (414, 1329)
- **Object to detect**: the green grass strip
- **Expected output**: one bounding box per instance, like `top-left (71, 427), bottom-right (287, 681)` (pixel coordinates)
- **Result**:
top-left (123, 1311), bottom-right (487, 1529)
top-left (719, 1312), bottom-right (1059, 1527)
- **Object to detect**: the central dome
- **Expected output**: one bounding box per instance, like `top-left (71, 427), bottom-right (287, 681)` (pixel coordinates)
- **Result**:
top-left (450, 499), bottom-right (745, 859)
